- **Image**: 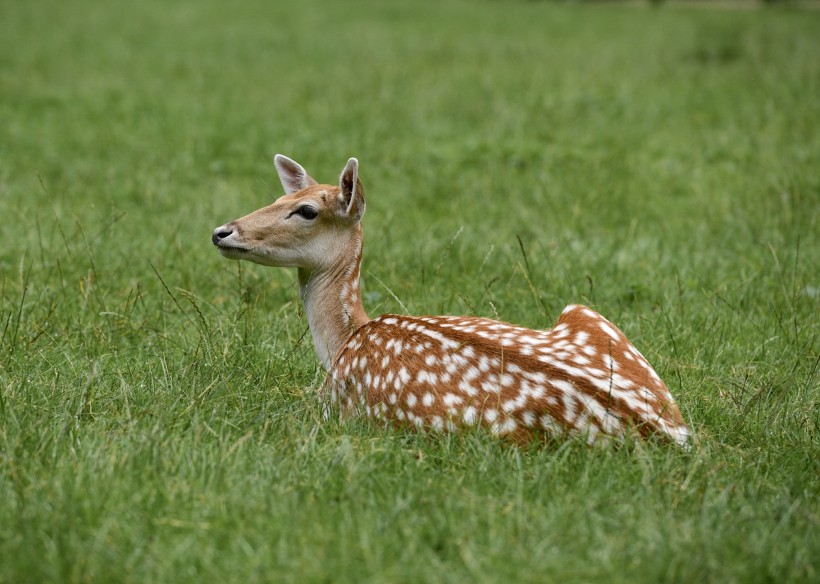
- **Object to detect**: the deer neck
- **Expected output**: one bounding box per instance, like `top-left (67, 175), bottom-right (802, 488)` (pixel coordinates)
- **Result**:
top-left (297, 227), bottom-right (369, 370)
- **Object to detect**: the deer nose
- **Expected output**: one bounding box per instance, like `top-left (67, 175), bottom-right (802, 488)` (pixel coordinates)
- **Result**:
top-left (212, 226), bottom-right (234, 245)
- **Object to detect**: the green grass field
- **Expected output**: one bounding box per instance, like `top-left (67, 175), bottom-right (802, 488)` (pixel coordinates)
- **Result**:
top-left (1, 0), bottom-right (819, 582)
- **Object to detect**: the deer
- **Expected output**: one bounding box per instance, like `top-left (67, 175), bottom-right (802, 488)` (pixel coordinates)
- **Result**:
top-left (212, 155), bottom-right (691, 447)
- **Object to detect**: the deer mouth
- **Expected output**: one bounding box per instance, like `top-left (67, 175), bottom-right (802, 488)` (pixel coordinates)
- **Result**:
top-left (212, 226), bottom-right (252, 259)
top-left (215, 242), bottom-right (251, 259)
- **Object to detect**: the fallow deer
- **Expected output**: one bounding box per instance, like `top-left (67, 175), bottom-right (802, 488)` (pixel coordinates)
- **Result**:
top-left (212, 155), bottom-right (691, 446)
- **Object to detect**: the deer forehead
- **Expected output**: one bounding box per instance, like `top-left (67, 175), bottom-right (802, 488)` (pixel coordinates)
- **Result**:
top-left (271, 185), bottom-right (341, 213)
top-left (235, 186), bottom-right (340, 226)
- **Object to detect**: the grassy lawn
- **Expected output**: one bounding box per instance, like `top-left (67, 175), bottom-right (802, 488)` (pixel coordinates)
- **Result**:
top-left (1, 0), bottom-right (818, 582)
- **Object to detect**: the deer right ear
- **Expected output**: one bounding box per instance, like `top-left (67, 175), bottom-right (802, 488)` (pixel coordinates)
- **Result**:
top-left (338, 157), bottom-right (365, 223)
top-left (274, 154), bottom-right (318, 195)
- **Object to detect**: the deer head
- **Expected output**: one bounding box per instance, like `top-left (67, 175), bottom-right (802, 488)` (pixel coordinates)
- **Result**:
top-left (212, 155), bottom-right (366, 271)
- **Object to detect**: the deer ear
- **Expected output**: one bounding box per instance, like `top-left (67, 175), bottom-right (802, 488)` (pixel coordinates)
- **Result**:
top-left (274, 154), bottom-right (317, 195)
top-left (338, 157), bottom-right (365, 222)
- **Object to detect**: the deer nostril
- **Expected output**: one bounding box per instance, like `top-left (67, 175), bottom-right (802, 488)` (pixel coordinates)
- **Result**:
top-left (212, 227), bottom-right (234, 245)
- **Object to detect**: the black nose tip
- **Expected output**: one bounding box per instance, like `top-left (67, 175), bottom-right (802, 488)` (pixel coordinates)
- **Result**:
top-left (212, 227), bottom-right (234, 245)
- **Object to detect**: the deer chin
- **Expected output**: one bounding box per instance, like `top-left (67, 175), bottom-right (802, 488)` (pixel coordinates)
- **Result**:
top-left (219, 247), bottom-right (248, 260)
top-left (216, 244), bottom-right (251, 261)
top-left (226, 245), bottom-right (305, 268)
top-left (216, 242), bottom-right (286, 266)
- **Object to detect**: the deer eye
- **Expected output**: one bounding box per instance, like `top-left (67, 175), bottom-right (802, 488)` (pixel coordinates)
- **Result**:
top-left (293, 206), bottom-right (319, 220)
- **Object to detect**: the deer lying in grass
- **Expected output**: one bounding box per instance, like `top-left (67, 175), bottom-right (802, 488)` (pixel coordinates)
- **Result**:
top-left (212, 156), bottom-right (690, 446)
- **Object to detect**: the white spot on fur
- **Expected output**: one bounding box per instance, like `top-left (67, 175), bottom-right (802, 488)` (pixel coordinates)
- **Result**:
top-left (599, 321), bottom-right (619, 341)
top-left (499, 418), bottom-right (518, 434)
top-left (540, 414), bottom-right (559, 432)
top-left (458, 379), bottom-right (478, 396)
top-left (463, 406), bottom-right (478, 425)
top-left (443, 393), bottom-right (463, 407)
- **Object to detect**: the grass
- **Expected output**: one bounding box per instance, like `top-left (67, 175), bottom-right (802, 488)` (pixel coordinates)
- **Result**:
top-left (1, 0), bottom-right (819, 582)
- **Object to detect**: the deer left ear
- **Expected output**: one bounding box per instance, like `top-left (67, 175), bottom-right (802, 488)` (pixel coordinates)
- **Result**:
top-left (337, 157), bottom-right (365, 223)
top-left (274, 154), bottom-right (317, 195)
